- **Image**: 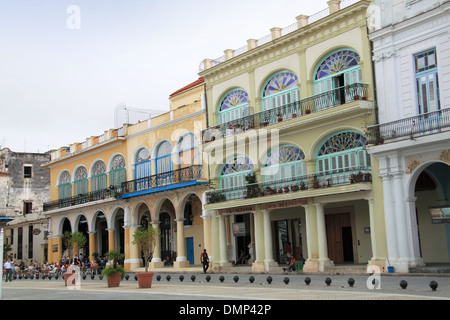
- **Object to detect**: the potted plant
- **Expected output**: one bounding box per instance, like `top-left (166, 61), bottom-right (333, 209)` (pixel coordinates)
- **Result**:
top-left (312, 175), bottom-right (320, 189)
top-left (102, 249), bottom-right (125, 287)
top-left (291, 185), bottom-right (299, 192)
top-left (300, 181), bottom-right (307, 190)
top-left (277, 112), bottom-right (283, 122)
top-left (132, 226), bottom-right (160, 288)
top-left (265, 186), bottom-right (275, 195)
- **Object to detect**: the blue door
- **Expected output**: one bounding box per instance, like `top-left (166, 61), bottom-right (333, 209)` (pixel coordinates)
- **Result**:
top-left (186, 237), bottom-right (194, 265)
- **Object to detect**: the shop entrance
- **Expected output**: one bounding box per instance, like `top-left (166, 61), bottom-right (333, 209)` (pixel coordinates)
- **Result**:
top-left (234, 214), bottom-right (251, 263)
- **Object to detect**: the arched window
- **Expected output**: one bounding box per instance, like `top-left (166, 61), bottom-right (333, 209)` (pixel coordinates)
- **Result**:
top-left (135, 148), bottom-right (151, 179)
top-left (178, 132), bottom-right (199, 169)
top-left (58, 171), bottom-right (72, 200)
top-left (262, 71), bottom-right (299, 111)
top-left (262, 145), bottom-right (306, 190)
top-left (155, 141), bottom-right (173, 186)
top-left (316, 131), bottom-right (370, 185)
top-left (110, 155), bottom-right (126, 191)
top-left (91, 160), bottom-right (107, 199)
top-left (220, 156), bottom-right (254, 200)
top-left (218, 88), bottom-right (250, 124)
top-left (74, 166), bottom-right (88, 196)
top-left (314, 49), bottom-right (362, 96)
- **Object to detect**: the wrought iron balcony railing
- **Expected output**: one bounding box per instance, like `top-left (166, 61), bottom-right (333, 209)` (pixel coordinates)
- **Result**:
top-left (202, 83), bottom-right (369, 143)
top-left (206, 166), bottom-right (372, 204)
top-left (120, 165), bottom-right (202, 195)
top-left (366, 108), bottom-right (450, 144)
top-left (43, 188), bottom-right (113, 212)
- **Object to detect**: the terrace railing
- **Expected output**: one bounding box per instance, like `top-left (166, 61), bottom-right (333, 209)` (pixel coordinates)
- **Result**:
top-left (120, 165), bottom-right (202, 195)
top-left (43, 188), bottom-right (113, 212)
top-left (202, 83), bottom-right (369, 143)
top-left (206, 166), bottom-right (372, 204)
top-left (367, 108), bottom-right (450, 144)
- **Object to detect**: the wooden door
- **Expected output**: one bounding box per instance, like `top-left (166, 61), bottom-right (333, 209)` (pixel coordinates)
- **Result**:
top-left (325, 213), bottom-right (353, 263)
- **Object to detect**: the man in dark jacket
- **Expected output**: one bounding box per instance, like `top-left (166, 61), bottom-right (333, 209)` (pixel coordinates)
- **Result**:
top-left (201, 249), bottom-right (209, 273)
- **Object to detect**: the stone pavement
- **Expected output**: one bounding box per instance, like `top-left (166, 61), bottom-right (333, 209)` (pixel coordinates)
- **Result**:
top-left (2, 270), bottom-right (450, 301)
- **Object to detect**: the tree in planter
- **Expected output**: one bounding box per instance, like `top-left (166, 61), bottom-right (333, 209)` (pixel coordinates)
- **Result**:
top-left (132, 226), bottom-right (160, 273)
top-left (132, 226), bottom-right (160, 288)
top-left (70, 231), bottom-right (87, 261)
top-left (102, 249), bottom-right (125, 281)
top-left (245, 172), bottom-right (260, 198)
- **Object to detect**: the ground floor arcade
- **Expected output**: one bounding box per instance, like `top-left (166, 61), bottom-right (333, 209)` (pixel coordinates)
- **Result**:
top-left (46, 187), bottom-right (209, 272)
top-left (204, 188), bottom-right (387, 273)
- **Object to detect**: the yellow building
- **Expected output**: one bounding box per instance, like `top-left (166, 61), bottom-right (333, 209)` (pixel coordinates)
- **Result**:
top-left (199, 0), bottom-right (387, 273)
top-left (44, 78), bottom-right (208, 271)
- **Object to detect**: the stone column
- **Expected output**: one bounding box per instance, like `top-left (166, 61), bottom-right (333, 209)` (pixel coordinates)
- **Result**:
top-left (150, 222), bottom-right (164, 268)
top-left (314, 202), bottom-right (332, 271)
top-left (107, 229), bottom-right (115, 251)
top-left (174, 218), bottom-right (188, 269)
top-left (218, 214), bottom-right (228, 264)
top-left (88, 232), bottom-right (96, 262)
top-left (251, 210), bottom-right (265, 272)
top-left (128, 225), bottom-right (141, 270)
top-left (263, 210), bottom-right (277, 270)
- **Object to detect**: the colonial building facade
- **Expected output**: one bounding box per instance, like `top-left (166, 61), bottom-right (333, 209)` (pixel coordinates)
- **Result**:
top-left (0, 148), bottom-right (51, 264)
top-left (200, 0), bottom-right (387, 273)
top-left (367, 0), bottom-right (450, 272)
top-left (44, 78), bottom-right (208, 271)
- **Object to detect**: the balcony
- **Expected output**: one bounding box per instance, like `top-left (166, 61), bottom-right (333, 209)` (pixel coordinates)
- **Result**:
top-left (206, 166), bottom-right (372, 205)
top-left (118, 165), bottom-right (205, 199)
top-left (202, 83), bottom-right (369, 143)
top-left (43, 189), bottom-right (113, 212)
top-left (367, 108), bottom-right (450, 144)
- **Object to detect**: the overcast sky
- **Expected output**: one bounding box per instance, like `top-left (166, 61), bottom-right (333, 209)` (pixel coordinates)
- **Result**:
top-left (0, 0), bottom-right (329, 153)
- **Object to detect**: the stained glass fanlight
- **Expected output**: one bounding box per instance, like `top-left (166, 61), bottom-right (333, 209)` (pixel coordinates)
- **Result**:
top-left (59, 171), bottom-right (71, 185)
top-left (265, 146), bottom-right (305, 166)
top-left (318, 131), bottom-right (367, 156)
top-left (220, 89), bottom-right (249, 111)
top-left (75, 167), bottom-right (88, 180)
top-left (221, 156), bottom-right (254, 175)
top-left (315, 50), bottom-right (360, 80)
top-left (263, 71), bottom-right (298, 97)
top-left (92, 160), bottom-right (106, 175)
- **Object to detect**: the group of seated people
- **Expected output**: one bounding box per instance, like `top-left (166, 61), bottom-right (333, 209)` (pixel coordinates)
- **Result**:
top-left (5, 253), bottom-right (108, 278)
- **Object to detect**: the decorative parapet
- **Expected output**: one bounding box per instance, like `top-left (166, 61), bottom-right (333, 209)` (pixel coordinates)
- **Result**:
top-left (199, 0), bottom-right (364, 72)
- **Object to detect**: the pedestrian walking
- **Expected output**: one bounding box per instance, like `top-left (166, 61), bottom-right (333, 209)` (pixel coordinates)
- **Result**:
top-left (200, 249), bottom-right (209, 273)
top-left (4, 258), bottom-right (13, 282)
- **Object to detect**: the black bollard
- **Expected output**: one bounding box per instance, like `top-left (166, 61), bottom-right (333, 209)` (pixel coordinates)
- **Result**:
top-left (233, 276), bottom-right (239, 283)
top-left (166, 275), bottom-right (171, 282)
top-left (206, 275), bottom-right (211, 282)
top-left (179, 275), bottom-right (184, 282)
top-left (249, 276), bottom-right (255, 283)
top-left (191, 275), bottom-right (196, 282)
top-left (325, 277), bottom-right (332, 286)
top-left (91, 274), bottom-right (95, 280)
top-left (304, 277), bottom-right (311, 285)
top-left (156, 275), bottom-right (161, 281)
top-left (266, 276), bottom-right (273, 284)
top-left (283, 277), bottom-right (290, 285)
top-left (347, 278), bottom-right (355, 287)
top-left (430, 281), bottom-right (438, 291)
top-left (125, 274), bottom-right (129, 281)
top-left (219, 275), bottom-right (225, 283)
top-left (399, 280), bottom-right (408, 289)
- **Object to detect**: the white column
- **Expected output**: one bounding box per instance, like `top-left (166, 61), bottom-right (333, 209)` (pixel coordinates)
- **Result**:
top-left (314, 202), bottom-right (332, 271)
top-left (405, 196), bottom-right (425, 268)
top-left (381, 172), bottom-right (399, 260)
top-left (263, 210), bottom-right (276, 268)
top-left (366, 197), bottom-right (377, 260)
top-left (302, 205), bottom-right (312, 261)
top-left (392, 173), bottom-right (409, 260)
top-left (218, 214), bottom-right (227, 264)
top-left (174, 218), bottom-right (188, 268)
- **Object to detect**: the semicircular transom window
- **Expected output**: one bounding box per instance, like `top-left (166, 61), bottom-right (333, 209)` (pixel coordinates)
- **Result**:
top-left (263, 71), bottom-right (299, 97)
top-left (315, 50), bottom-right (360, 80)
top-left (221, 156), bottom-right (254, 176)
top-left (110, 155), bottom-right (126, 190)
top-left (156, 141), bottom-right (173, 177)
top-left (58, 171), bottom-right (72, 200)
top-left (265, 145), bottom-right (305, 166)
top-left (318, 131), bottom-right (367, 156)
top-left (220, 89), bottom-right (249, 111)
top-left (74, 167), bottom-right (88, 196)
top-left (91, 160), bottom-right (107, 194)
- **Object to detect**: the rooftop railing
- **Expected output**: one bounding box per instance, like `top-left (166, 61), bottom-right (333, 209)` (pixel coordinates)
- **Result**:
top-left (202, 83), bottom-right (369, 143)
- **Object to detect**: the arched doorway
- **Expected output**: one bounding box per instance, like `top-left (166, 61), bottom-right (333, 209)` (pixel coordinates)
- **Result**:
top-left (76, 215), bottom-right (89, 260)
top-left (159, 199), bottom-right (175, 265)
top-left (413, 162), bottom-right (450, 263)
top-left (94, 211), bottom-right (108, 257)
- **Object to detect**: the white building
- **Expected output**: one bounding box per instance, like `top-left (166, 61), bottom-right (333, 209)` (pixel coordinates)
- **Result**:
top-left (368, 0), bottom-right (450, 272)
